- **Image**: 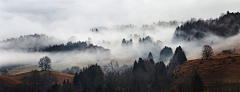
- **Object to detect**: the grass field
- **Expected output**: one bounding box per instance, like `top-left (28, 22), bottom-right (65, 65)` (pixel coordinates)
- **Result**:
top-left (6, 71), bottom-right (74, 85)
top-left (0, 76), bottom-right (21, 87)
top-left (172, 54), bottom-right (240, 85)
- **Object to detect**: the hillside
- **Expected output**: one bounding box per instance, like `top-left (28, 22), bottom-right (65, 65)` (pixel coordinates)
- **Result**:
top-left (174, 11), bottom-right (240, 41)
top-left (0, 34), bottom-right (63, 51)
top-left (172, 54), bottom-right (240, 86)
top-left (0, 76), bottom-right (21, 87)
top-left (6, 71), bottom-right (74, 85)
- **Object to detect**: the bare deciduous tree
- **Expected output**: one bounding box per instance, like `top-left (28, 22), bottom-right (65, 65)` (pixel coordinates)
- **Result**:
top-left (202, 45), bottom-right (214, 58)
top-left (38, 56), bottom-right (51, 71)
top-left (103, 60), bottom-right (120, 89)
top-left (104, 60), bottom-right (119, 72)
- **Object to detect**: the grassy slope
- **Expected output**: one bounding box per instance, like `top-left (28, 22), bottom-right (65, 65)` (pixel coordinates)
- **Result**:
top-left (0, 76), bottom-right (21, 87)
top-left (172, 54), bottom-right (240, 85)
top-left (6, 71), bottom-right (74, 85)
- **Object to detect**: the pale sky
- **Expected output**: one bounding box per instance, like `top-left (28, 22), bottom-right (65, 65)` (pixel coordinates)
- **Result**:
top-left (0, 0), bottom-right (239, 40)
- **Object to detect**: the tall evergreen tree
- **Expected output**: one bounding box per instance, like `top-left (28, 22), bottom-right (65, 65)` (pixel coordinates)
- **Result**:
top-left (191, 72), bottom-right (204, 92)
top-left (155, 61), bottom-right (166, 75)
top-left (67, 79), bottom-right (69, 84)
top-left (63, 79), bottom-right (66, 85)
top-left (169, 46), bottom-right (187, 70)
top-left (95, 85), bottom-right (104, 92)
top-left (149, 59), bottom-right (154, 65)
top-left (148, 52), bottom-right (153, 60)
top-left (159, 46), bottom-right (173, 62)
top-left (73, 73), bottom-right (79, 86)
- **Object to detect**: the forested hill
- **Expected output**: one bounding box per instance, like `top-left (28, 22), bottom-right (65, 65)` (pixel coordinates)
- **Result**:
top-left (0, 34), bottom-right (62, 51)
top-left (40, 41), bottom-right (110, 53)
top-left (173, 11), bottom-right (240, 41)
top-left (91, 21), bottom-right (181, 32)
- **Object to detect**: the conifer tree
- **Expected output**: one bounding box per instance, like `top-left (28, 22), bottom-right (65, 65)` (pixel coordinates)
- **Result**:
top-left (63, 79), bottom-right (66, 85)
top-left (148, 52), bottom-right (153, 60)
top-left (73, 73), bottom-right (79, 86)
top-left (191, 72), bottom-right (204, 92)
top-left (67, 79), bottom-right (70, 84)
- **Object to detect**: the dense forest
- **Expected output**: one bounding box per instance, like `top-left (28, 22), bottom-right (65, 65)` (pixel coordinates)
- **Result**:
top-left (40, 41), bottom-right (110, 54)
top-left (1, 10), bottom-right (240, 92)
top-left (174, 11), bottom-right (240, 41)
top-left (0, 46), bottom-right (188, 92)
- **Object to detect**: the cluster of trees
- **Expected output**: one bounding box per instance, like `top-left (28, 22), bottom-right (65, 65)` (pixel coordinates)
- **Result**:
top-left (139, 36), bottom-right (153, 44)
top-left (40, 41), bottom-right (110, 54)
top-left (67, 46), bottom-right (188, 92)
top-left (142, 21), bottom-right (180, 30)
top-left (73, 64), bottom-right (104, 90)
top-left (168, 46), bottom-right (187, 70)
top-left (114, 24), bottom-right (137, 30)
top-left (22, 70), bottom-right (58, 91)
top-left (159, 46), bottom-right (173, 62)
top-left (0, 65), bottom-right (25, 76)
top-left (62, 66), bottom-right (81, 75)
top-left (138, 36), bottom-right (163, 48)
top-left (121, 39), bottom-right (133, 46)
top-left (174, 11), bottom-right (240, 41)
top-left (175, 45), bottom-right (215, 92)
top-left (1, 45), bottom-right (221, 92)
top-left (0, 33), bottom-right (62, 51)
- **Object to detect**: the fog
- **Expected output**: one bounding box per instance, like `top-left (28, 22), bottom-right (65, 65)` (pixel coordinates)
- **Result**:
top-left (0, 24), bottom-right (230, 70)
top-left (1, 0), bottom-right (240, 40)
top-left (0, 0), bottom-right (240, 70)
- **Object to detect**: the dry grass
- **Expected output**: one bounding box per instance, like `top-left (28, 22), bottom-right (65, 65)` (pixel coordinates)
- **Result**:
top-left (6, 71), bottom-right (74, 85)
top-left (0, 76), bottom-right (21, 87)
top-left (172, 54), bottom-right (240, 85)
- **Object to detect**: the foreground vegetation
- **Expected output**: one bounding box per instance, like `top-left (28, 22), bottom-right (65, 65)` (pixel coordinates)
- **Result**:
top-left (1, 45), bottom-right (240, 92)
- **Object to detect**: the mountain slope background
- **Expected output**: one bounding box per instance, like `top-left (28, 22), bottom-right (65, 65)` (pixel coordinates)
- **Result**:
top-left (174, 12), bottom-right (240, 42)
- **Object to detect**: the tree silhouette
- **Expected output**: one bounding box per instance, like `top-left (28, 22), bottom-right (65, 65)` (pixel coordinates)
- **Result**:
top-left (159, 46), bottom-right (173, 62)
top-left (73, 73), bottom-right (79, 86)
top-left (67, 79), bottom-right (69, 84)
top-left (191, 72), bottom-right (204, 92)
top-left (148, 52), bottom-right (153, 60)
top-left (38, 56), bottom-right (51, 71)
top-left (63, 79), bottom-right (66, 85)
top-left (169, 46), bottom-right (187, 70)
top-left (202, 45), bottom-right (214, 58)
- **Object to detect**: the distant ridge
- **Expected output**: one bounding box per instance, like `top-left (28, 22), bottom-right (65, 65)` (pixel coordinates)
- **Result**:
top-left (174, 11), bottom-right (240, 41)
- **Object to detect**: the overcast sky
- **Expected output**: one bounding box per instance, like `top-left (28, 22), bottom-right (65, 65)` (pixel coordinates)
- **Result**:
top-left (0, 0), bottom-right (239, 40)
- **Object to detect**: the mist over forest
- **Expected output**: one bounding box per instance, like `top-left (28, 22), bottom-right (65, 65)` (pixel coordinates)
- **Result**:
top-left (1, 1), bottom-right (240, 92)
top-left (1, 11), bottom-right (240, 71)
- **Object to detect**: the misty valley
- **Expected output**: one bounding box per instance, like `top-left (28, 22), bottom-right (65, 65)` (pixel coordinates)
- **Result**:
top-left (1, 1), bottom-right (240, 92)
